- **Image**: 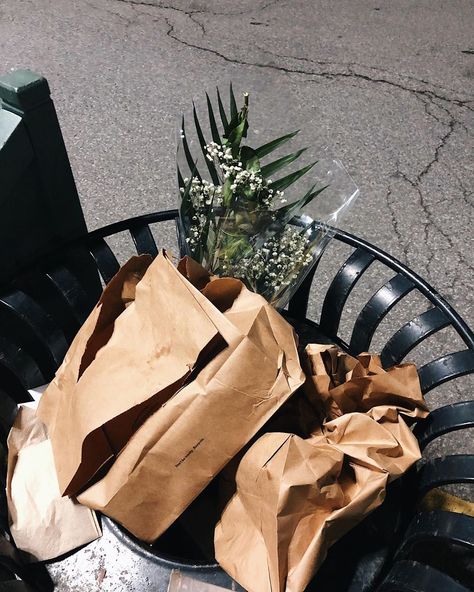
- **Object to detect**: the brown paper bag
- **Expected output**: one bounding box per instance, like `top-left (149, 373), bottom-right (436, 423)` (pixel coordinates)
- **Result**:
top-left (6, 406), bottom-right (101, 561)
top-left (215, 344), bottom-right (429, 592)
top-left (38, 252), bottom-right (304, 542)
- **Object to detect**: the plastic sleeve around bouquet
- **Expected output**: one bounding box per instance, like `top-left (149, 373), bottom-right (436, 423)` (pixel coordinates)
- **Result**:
top-left (175, 87), bottom-right (359, 308)
top-left (222, 159), bottom-right (359, 308)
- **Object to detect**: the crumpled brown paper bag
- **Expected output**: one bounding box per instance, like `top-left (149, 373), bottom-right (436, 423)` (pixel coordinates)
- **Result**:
top-left (38, 251), bottom-right (304, 542)
top-left (6, 406), bottom-right (101, 561)
top-left (215, 344), bottom-right (429, 592)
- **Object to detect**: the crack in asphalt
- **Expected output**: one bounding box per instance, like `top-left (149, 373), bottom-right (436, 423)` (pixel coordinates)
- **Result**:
top-left (83, 0), bottom-right (136, 25)
top-left (123, 0), bottom-right (473, 214)
top-left (161, 15), bottom-right (473, 140)
top-left (417, 119), bottom-right (457, 184)
top-left (428, 97), bottom-right (469, 134)
top-left (396, 169), bottom-right (474, 273)
top-left (396, 168), bottom-right (429, 244)
top-left (165, 23), bottom-right (470, 108)
top-left (188, 12), bottom-right (205, 36)
top-left (456, 177), bottom-right (474, 209)
top-left (111, 0), bottom-right (282, 17)
top-left (256, 47), bottom-right (471, 107)
top-left (421, 97), bottom-right (447, 126)
top-left (385, 185), bottom-right (410, 265)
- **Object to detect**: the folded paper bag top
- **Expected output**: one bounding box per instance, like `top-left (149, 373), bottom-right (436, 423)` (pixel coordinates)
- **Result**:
top-left (38, 252), bottom-right (304, 539)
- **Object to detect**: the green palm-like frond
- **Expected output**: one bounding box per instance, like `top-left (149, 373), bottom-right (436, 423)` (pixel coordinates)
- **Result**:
top-left (206, 92), bottom-right (221, 144)
top-left (193, 102), bottom-right (220, 185)
top-left (178, 85), bottom-right (327, 268)
top-left (268, 162), bottom-right (317, 193)
top-left (254, 130), bottom-right (299, 159)
top-left (261, 148), bottom-right (308, 179)
top-left (178, 88), bottom-right (317, 198)
top-left (216, 87), bottom-right (229, 132)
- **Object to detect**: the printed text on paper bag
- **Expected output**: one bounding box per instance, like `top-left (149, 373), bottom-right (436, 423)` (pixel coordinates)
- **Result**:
top-left (175, 439), bottom-right (205, 468)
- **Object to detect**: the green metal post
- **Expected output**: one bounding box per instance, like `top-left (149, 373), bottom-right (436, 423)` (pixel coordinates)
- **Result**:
top-left (0, 69), bottom-right (89, 284)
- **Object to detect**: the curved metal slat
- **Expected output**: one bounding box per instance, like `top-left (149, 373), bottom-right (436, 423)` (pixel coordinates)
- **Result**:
top-left (129, 224), bottom-right (158, 257)
top-left (55, 245), bottom-right (103, 307)
top-left (377, 560), bottom-right (470, 592)
top-left (287, 262), bottom-right (320, 320)
top-left (281, 311), bottom-right (334, 347)
top-left (349, 273), bottom-right (415, 354)
top-left (0, 360), bottom-right (32, 404)
top-left (0, 335), bottom-right (44, 393)
top-left (414, 401), bottom-right (474, 451)
top-left (1, 291), bottom-right (68, 362)
top-left (0, 291), bottom-right (68, 380)
top-left (319, 248), bottom-right (375, 338)
top-left (88, 209), bottom-right (178, 242)
top-left (418, 350), bottom-right (474, 394)
top-left (0, 388), bottom-right (20, 443)
top-left (78, 211), bottom-right (470, 353)
top-left (396, 511), bottom-right (474, 559)
top-left (381, 307), bottom-right (450, 368)
top-left (17, 269), bottom-right (84, 344)
top-left (416, 455), bottom-right (474, 501)
top-left (87, 237), bottom-right (120, 284)
top-left (0, 581), bottom-right (32, 592)
top-left (46, 265), bottom-right (94, 324)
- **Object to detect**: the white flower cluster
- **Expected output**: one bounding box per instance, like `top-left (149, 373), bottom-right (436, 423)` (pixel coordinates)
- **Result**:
top-left (205, 142), bottom-right (233, 164)
top-left (236, 227), bottom-right (313, 294)
top-left (204, 142), bottom-right (287, 207)
top-left (182, 176), bottom-right (223, 248)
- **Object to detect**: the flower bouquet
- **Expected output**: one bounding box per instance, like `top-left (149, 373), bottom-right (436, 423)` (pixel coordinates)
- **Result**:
top-left (177, 85), bottom-right (359, 306)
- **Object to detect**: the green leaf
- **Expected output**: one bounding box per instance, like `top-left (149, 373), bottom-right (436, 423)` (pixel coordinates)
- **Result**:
top-left (240, 146), bottom-right (261, 173)
top-left (275, 184), bottom-right (328, 222)
top-left (199, 191), bottom-right (216, 261)
top-left (206, 93), bottom-right (221, 145)
top-left (181, 116), bottom-right (202, 181)
top-left (261, 148), bottom-right (308, 179)
top-left (177, 164), bottom-right (185, 189)
top-left (224, 94), bottom-right (249, 156)
top-left (193, 102), bottom-right (220, 185)
top-left (179, 176), bottom-right (195, 223)
top-left (299, 184), bottom-right (327, 209)
top-left (222, 177), bottom-right (233, 207)
top-left (216, 87), bottom-right (229, 133)
top-left (269, 162), bottom-right (316, 192)
top-left (254, 130), bottom-right (299, 159)
top-left (229, 82), bottom-right (238, 121)
top-left (225, 116), bottom-right (248, 154)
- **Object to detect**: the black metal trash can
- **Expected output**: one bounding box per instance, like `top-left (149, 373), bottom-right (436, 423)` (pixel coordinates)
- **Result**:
top-left (0, 209), bottom-right (472, 592)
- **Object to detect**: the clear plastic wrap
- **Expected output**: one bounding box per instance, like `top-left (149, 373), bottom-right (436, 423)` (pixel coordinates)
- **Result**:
top-left (177, 87), bottom-right (359, 307)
